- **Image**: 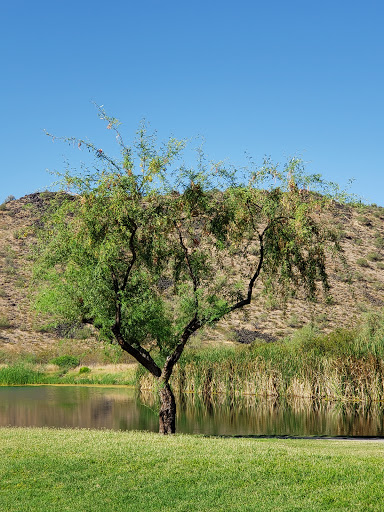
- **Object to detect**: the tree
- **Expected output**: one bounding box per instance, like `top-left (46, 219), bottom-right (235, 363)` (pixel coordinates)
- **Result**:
top-left (35, 107), bottom-right (346, 433)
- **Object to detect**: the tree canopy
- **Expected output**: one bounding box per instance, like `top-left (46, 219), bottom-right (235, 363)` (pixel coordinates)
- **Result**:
top-left (34, 107), bottom-right (348, 433)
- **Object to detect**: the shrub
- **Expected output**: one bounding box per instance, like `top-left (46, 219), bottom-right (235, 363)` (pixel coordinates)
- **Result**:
top-left (288, 314), bottom-right (302, 328)
top-left (79, 366), bottom-right (91, 374)
top-left (357, 216), bottom-right (372, 226)
top-left (356, 258), bottom-right (369, 268)
top-left (0, 315), bottom-right (11, 329)
top-left (50, 355), bottom-right (80, 369)
top-left (367, 252), bottom-right (382, 262)
top-left (314, 313), bottom-right (328, 328)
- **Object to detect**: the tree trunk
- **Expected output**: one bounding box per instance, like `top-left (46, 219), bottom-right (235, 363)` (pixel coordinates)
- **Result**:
top-left (159, 382), bottom-right (176, 434)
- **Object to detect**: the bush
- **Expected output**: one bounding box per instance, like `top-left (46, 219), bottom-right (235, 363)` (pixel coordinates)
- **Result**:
top-left (50, 355), bottom-right (80, 369)
top-left (356, 258), bottom-right (369, 268)
top-left (367, 252), bottom-right (382, 262)
top-left (79, 366), bottom-right (91, 374)
top-left (0, 314), bottom-right (11, 329)
top-left (357, 216), bottom-right (372, 226)
top-left (287, 314), bottom-right (302, 328)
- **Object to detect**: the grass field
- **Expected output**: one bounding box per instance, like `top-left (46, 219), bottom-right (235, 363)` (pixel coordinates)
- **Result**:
top-left (1, 428), bottom-right (384, 511)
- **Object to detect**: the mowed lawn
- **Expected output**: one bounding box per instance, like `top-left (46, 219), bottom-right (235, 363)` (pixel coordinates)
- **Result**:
top-left (1, 428), bottom-right (383, 511)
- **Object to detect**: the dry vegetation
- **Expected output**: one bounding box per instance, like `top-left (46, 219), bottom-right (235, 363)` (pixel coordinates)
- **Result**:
top-left (0, 193), bottom-right (383, 362)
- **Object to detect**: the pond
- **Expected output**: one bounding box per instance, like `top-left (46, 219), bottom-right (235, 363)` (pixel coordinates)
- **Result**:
top-left (1, 386), bottom-right (384, 437)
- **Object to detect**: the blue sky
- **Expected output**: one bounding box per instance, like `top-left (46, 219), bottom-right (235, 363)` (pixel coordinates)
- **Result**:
top-left (1, 0), bottom-right (383, 204)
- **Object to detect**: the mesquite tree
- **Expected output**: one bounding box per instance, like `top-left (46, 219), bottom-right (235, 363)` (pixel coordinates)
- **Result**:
top-left (35, 108), bottom-right (345, 433)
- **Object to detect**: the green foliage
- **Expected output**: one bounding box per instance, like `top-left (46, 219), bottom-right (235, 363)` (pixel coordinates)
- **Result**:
top-left (287, 313), bottom-right (302, 328)
top-left (353, 311), bottom-right (384, 359)
top-left (79, 366), bottom-right (91, 374)
top-left (356, 258), bottom-right (369, 267)
top-left (0, 195), bottom-right (15, 210)
top-left (367, 252), bottom-right (382, 262)
top-left (0, 314), bottom-right (12, 328)
top-left (0, 363), bottom-right (42, 385)
top-left (357, 215), bottom-right (372, 226)
top-left (50, 355), bottom-right (80, 369)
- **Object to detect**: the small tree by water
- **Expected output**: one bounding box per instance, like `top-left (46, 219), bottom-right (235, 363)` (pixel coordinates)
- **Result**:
top-left (34, 106), bottom-right (347, 433)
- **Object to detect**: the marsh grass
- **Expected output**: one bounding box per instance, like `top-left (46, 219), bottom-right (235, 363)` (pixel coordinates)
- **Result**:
top-left (0, 363), bottom-right (43, 385)
top-left (139, 312), bottom-right (384, 402)
top-left (41, 370), bottom-right (136, 386)
top-left (0, 350), bottom-right (136, 386)
top-left (1, 428), bottom-right (384, 512)
top-left (2, 313), bottom-right (384, 400)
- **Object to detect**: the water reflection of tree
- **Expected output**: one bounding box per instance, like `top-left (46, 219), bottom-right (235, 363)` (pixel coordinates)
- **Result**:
top-left (138, 391), bottom-right (384, 436)
top-left (2, 387), bottom-right (383, 436)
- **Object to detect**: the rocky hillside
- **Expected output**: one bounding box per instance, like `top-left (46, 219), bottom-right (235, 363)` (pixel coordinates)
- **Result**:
top-left (0, 193), bottom-right (384, 359)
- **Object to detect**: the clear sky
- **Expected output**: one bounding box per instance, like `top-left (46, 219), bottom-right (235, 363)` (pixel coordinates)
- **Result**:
top-left (1, 0), bottom-right (383, 205)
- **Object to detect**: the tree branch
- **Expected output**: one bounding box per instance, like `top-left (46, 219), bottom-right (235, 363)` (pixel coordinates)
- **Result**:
top-left (228, 232), bottom-right (264, 313)
top-left (161, 315), bottom-right (202, 383)
top-left (122, 222), bottom-right (138, 291)
top-left (177, 225), bottom-right (198, 294)
top-left (45, 132), bottom-right (122, 173)
top-left (112, 323), bottom-right (162, 378)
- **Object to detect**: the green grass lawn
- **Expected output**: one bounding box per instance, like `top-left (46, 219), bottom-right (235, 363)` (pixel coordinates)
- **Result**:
top-left (1, 429), bottom-right (384, 511)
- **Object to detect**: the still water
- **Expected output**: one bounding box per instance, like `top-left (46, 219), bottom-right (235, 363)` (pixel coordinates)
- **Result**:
top-left (1, 386), bottom-right (384, 437)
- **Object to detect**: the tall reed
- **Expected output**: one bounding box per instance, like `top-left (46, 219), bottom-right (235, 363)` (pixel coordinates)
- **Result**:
top-left (139, 311), bottom-right (384, 402)
top-left (0, 363), bottom-right (43, 385)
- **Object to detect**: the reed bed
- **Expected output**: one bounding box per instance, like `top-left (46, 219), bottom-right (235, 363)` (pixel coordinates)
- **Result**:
top-left (0, 363), bottom-right (43, 385)
top-left (139, 311), bottom-right (384, 402)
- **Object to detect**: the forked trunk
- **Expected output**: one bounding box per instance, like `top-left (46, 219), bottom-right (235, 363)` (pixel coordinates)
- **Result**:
top-left (159, 382), bottom-right (176, 434)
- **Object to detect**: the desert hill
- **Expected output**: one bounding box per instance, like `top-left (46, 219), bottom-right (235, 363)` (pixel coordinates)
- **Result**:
top-left (0, 192), bottom-right (384, 361)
